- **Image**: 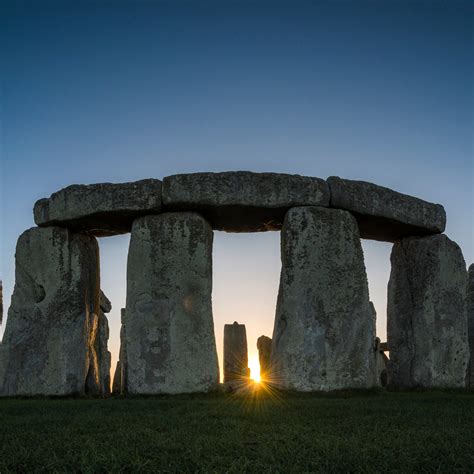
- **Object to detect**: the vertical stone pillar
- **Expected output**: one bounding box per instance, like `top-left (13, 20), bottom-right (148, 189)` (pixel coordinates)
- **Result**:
top-left (468, 264), bottom-right (474, 388)
top-left (0, 227), bottom-right (100, 396)
top-left (85, 290), bottom-right (112, 396)
top-left (271, 207), bottom-right (375, 391)
top-left (224, 322), bottom-right (249, 383)
top-left (374, 338), bottom-right (388, 387)
top-left (109, 307), bottom-right (127, 395)
top-left (112, 361), bottom-right (121, 394)
top-left (257, 335), bottom-right (272, 382)
top-left (119, 308), bottom-right (128, 394)
top-left (387, 235), bottom-right (469, 388)
top-left (97, 291), bottom-right (112, 396)
top-left (125, 213), bottom-right (219, 394)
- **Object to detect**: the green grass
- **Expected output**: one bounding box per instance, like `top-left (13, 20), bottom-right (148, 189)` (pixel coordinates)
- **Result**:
top-left (0, 389), bottom-right (473, 473)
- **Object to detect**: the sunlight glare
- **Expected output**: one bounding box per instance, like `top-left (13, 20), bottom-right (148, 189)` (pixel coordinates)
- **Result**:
top-left (248, 355), bottom-right (261, 382)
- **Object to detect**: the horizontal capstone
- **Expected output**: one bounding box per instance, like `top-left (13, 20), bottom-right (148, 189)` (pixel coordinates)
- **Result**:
top-left (162, 171), bottom-right (330, 232)
top-left (34, 179), bottom-right (162, 236)
top-left (32, 173), bottom-right (447, 241)
top-left (327, 176), bottom-right (446, 242)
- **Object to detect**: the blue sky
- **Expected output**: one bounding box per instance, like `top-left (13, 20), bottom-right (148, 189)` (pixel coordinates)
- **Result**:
top-left (1, 0), bottom-right (472, 379)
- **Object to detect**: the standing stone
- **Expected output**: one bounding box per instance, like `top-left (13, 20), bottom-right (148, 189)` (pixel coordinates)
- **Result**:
top-left (271, 207), bottom-right (375, 391)
top-left (97, 291), bottom-right (112, 396)
top-left (374, 338), bottom-right (388, 387)
top-left (0, 227), bottom-right (100, 396)
top-left (98, 316), bottom-right (111, 396)
top-left (110, 307), bottom-right (125, 397)
top-left (119, 308), bottom-right (128, 394)
top-left (112, 361), bottom-right (121, 394)
top-left (224, 322), bottom-right (250, 383)
top-left (387, 235), bottom-right (469, 388)
top-left (466, 264), bottom-right (473, 388)
top-left (257, 335), bottom-right (272, 382)
top-left (85, 291), bottom-right (112, 396)
top-left (126, 213), bottom-right (219, 394)
top-left (368, 302), bottom-right (385, 386)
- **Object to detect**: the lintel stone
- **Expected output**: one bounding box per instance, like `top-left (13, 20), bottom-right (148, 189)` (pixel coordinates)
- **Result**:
top-left (34, 179), bottom-right (162, 236)
top-left (162, 171), bottom-right (330, 232)
top-left (327, 176), bottom-right (446, 242)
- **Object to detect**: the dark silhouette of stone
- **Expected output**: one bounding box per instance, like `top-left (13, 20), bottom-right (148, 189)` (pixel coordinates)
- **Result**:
top-left (100, 291), bottom-right (112, 314)
top-left (0, 227), bottom-right (100, 396)
top-left (119, 308), bottom-right (128, 394)
top-left (126, 213), bottom-right (219, 394)
top-left (467, 264), bottom-right (474, 388)
top-left (162, 172), bottom-right (330, 232)
top-left (224, 322), bottom-right (249, 383)
top-left (271, 207), bottom-right (375, 391)
top-left (374, 338), bottom-right (388, 387)
top-left (34, 179), bottom-right (162, 237)
top-left (379, 342), bottom-right (389, 352)
top-left (96, 291), bottom-right (112, 396)
top-left (97, 314), bottom-right (111, 396)
top-left (257, 335), bottom-right (272, 382)
top-left (112, 361), bottom-right (121, 395)
top-left (0, 279), bottom-right (2, 326)
top-left (327, 176), bottom-right (446, 242)
top-left (387, 235), bottom-right (469, 388)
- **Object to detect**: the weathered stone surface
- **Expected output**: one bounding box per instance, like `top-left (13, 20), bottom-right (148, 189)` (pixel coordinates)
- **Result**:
top-left (126, 213), bottom-right (219, 394)
top-left (162, 172), bottom-right (330, 232)
top-left (224, 322), bottom-right (249, 383)
top-left (271, 207), bottom-right (375, 391)
top-left (327, 176), bottom-right (446, 242)
top-left (97, 311), bottom-right (111, 396)
top-left (112, 361), bottom-right (121, 394)
top-left (34, 179), bottom-right (162, 237)
top-left (0, 227), bottom-right (100, 396)
top-left (0, 279), bottom-right (3, 325)
top-left (85, 318), bottom-right (101, 396)
top-left (369, 301), bottom-right (377, 340)
top-left (466, 264), bottom-right (473, 388)
top-left (387, 235), bottom-right (469, 388)
top-left (257, 335), bottom-right (272, 382)
top-left (84, 294), bottom-right (113, 396)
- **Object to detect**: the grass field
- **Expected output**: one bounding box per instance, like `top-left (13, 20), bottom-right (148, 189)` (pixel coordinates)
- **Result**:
top-left (0, 387), bottom-right (473, 472)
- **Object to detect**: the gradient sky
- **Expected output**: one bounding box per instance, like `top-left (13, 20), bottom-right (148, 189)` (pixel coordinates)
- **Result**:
top-left (1, 0), bottom-right (472, 381)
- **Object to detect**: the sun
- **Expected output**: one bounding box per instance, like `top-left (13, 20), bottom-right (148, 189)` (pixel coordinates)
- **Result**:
top-left (248, 355), bottom-right (261, 383)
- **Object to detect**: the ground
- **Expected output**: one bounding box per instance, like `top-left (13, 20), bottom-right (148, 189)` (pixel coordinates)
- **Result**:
top-left (0, 387), bottom-right (473, 472)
